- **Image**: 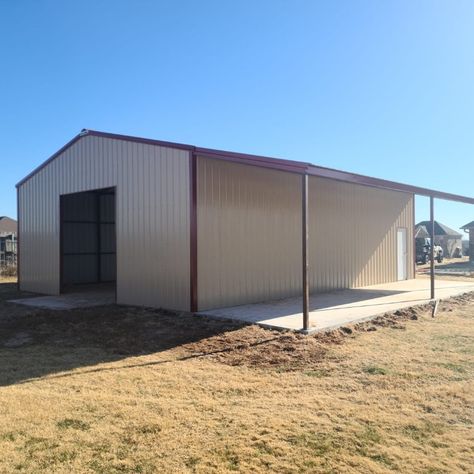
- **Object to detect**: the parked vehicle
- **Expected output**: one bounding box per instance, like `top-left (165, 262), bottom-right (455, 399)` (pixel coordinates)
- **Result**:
top-left (416, 238), bottom-right (443, 264)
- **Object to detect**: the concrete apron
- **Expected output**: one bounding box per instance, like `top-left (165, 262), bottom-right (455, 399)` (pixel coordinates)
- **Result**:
top-left (198, 279), bottom-right (474, 333)
top-left (9, 291), bottom-right (115, 310)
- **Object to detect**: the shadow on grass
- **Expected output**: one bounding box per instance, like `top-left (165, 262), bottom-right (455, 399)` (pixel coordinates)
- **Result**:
top-left (0, 282), bottom-right (249, 387)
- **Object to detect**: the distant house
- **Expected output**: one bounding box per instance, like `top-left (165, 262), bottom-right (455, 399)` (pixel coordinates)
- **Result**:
top-left (0, 216), bottom-right (17, 235)
top-left (462, 239), bottom-right (469, 257)
top-left (460, 220), bottom-right (474, 263)
top-left (0, 216), bottom-right (17, 267)
top-left (416, 221), bottom-right (463, 258)
top-left (414, 225), bottom-right (430, 239)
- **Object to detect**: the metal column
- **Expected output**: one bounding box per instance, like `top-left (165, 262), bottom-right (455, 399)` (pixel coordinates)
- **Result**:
top-left (430, 196), bottom-right (435, 300)
top-left (302, 173), bottom-right (309, 331)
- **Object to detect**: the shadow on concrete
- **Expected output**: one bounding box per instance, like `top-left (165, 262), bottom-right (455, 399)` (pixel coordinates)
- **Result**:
top-left (309, 288), bottom-right (408, 311)
top-left (0, 282), bottom-right (246, 387)
top-left (202, 288), bottom-right (409, 322)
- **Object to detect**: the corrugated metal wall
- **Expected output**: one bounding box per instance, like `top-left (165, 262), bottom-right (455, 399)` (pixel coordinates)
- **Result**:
top-left (19, 137), bottom-right (414, 312)
top-left (197, 158), bottom-right (414, 310)
top-left (309, 176), bottom-right (414, 290)
top-left (18, 135), bottom-right (190, 310)
top-left (197, 157), bottom-right (302, 310)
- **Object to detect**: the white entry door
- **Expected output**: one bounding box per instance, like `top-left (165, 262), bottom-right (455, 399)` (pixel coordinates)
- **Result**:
top-left (397, 228), bottom-right (408, 281)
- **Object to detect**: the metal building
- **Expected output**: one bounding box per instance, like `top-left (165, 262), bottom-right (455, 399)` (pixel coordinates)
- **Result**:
top-left (0, 216), bottom-right (18, 268)
top-left (17, 130), bottom-right (474, 329)
top-left (416, 220), bottom-right (463, 258)
top-left (461, 221), bottom-right (474, 262)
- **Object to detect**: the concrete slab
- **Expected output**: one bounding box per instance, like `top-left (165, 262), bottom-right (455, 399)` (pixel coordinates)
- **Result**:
top-left (199, 279), bottom-right (474, 333)
top-left (9, 291), bottom-right (115, 310)
top-left (416, 258), bottom-right (474, 276)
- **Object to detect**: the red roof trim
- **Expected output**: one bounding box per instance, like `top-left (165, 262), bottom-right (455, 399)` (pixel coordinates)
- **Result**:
top-left (197, 151), bottom-right (308, 174)
top-left (87, 129), bottom-right (195, 151)
top-left (306, 165), bottom-right (474, 204)
top-left (460, 220), bottom-right (474, 230)
top-left (16, 129), bottom-right (474, 205)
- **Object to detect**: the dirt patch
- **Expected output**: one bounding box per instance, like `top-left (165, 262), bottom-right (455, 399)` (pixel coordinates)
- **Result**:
top-left (185, 326), bottom-right (343, 369)
top-left (184, 293), bottom-right (474, 370)
top-left (2, 278), bottom-right (474, 376)
top-left (0, 299), bottom-right (245, 356)
top-left (0, 278), bottom-right (474, 376)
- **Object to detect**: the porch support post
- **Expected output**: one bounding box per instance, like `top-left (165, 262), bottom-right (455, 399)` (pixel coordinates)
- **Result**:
top-left (302, 173), bottom-right (309, 331)
top-left (430, 196), bottom-right (435, 300)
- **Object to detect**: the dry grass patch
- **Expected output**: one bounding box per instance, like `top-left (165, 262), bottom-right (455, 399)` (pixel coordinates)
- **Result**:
top-left (0, 279), bottom-right (473, 473)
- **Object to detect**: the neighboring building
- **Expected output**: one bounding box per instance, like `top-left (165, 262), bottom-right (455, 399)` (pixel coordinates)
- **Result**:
top-left (461, 221), bottom-right (474, 262)
top-left (414, 225), bottom-right (436, 264)
top-left (0, 217), bottom-right (17, 267)
top-left (0, 216), bottom-right (17, 235)
top-left (462, 239), bottom-right (469, 257)
top-left (415, 221), bottom-right (463, 258)
top-left (414, 225), bottom-right (430, 239)
top-left (15, 130), bottom-right (472, 313)
top-left (0, 234), bottom-right (17, 267)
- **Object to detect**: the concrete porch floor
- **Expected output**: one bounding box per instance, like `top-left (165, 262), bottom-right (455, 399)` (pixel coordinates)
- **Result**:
top-left (9, 289), bottom-right (115, 310)
top-left (199, 278), bottom-right (474, 333)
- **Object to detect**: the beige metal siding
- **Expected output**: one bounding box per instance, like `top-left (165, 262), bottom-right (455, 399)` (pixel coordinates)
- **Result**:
top-left (197, 157), bottom-right (301, 310)
top-left (18, 135), bottom-right (190, 310)
top-left (309, 176), bottom-right (414, 290)
top-left (197, 159), bottom-right (414, 310)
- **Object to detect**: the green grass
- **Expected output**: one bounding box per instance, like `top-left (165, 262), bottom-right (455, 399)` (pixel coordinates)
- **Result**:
top-left (56, 418), bottom-right (90, 431)
top-left (363, 365), bottom-right (388, 375)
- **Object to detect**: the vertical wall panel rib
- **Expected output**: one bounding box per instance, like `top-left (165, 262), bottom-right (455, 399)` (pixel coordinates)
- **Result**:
top-left (18, 135), bottom-right (190, 311)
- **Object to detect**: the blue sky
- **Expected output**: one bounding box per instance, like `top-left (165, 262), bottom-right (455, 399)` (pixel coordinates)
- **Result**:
top-left (0, 1), bottom-right (473, 235)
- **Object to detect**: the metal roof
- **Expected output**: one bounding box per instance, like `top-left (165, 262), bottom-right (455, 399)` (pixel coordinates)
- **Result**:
top-left (16, 129), bottom-right (474, 205)
top-left (0, 216), bottom-right (18, 234)
top-left (416, 221), bottom-right (463, 237)
top-left (414, 225), bottom-right (430, 239)
top-left (461, 220), bottom-right (474, 230)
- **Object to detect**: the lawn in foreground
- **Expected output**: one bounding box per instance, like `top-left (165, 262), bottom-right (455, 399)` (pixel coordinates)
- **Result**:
top-left (0, 281), bottom-right (473, 473)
